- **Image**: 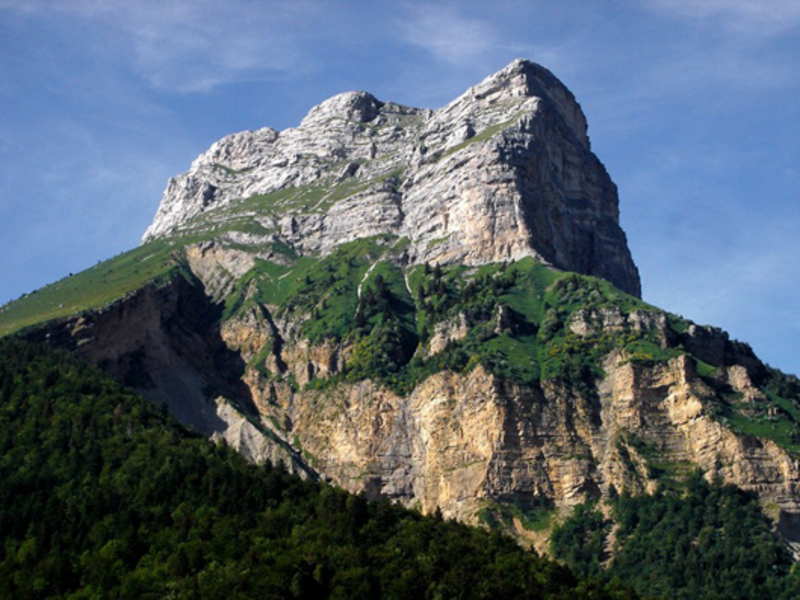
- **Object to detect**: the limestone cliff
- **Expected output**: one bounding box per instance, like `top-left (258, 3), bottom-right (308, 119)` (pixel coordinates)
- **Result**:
top-left (143, 59), bottom-right (640, 297)
top-left (203, 273), bottom-right (800, 550)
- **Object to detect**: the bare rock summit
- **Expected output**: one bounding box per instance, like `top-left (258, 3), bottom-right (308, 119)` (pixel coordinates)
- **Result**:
top-left (143, 59), bottom-right (641, 297)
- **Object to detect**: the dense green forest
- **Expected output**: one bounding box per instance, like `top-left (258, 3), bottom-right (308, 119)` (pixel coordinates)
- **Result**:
top-left (0, 338), bottom-right (631, 599)
top-left (551, 475), bottom-right (800, 599)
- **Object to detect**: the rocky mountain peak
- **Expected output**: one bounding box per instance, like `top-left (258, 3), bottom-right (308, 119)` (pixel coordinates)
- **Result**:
top-left (454, 58), bottom-right (589, 148)
top-left (142, 59), bottom-right (641, 296)
top-left (300, 90), bottom-right (385, 126)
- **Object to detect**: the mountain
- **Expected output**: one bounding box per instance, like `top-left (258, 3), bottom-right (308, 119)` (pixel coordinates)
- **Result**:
top-left (2, 58), bottom-right (800, 564)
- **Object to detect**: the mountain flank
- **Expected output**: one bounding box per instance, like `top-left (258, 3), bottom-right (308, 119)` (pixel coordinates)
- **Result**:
top-left (2, 337), bottom-right (639, 598)
top-left (2, 59), bottom-right (800, 568)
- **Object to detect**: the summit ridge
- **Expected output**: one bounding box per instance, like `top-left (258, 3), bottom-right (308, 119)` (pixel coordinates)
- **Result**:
top-left (143, 59), bottom-right (641, 296)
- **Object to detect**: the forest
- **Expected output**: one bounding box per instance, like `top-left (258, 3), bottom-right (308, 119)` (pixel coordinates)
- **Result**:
top-left (551, 475), bottom-right (800, 598)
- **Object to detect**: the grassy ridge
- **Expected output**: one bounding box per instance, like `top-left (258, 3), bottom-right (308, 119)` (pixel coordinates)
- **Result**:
top-left (0, 240), bottom-right (182, 336)
top-left (3, 233), bottom-right (800, 458)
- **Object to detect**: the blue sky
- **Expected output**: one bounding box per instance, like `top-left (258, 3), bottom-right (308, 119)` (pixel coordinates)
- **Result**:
top-left (1, 0), bottom-right (799, 376)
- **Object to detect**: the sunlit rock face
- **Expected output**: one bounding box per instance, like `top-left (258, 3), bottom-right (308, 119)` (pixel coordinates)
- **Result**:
top-left (143, 59), bottom-right (641, 297)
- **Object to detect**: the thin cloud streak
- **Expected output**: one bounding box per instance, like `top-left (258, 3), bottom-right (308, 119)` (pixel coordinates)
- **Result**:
top-left (1, 0), bottom-right (324, 92)
top-left (646, 0), bottom-right (800, 37)
top-left (121, 1), bottom-right (314, 92)
top-left (397, 4), bottom-right (500, 66)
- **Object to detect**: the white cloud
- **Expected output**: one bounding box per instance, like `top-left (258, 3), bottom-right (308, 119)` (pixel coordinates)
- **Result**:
top-left (118, 1), bottom-right (315, 92)
top-left (397, 4), bottom-right (499, 65)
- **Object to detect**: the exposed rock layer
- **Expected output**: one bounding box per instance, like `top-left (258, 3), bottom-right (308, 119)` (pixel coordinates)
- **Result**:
top-left (25, 276), bottom-right (313, 478)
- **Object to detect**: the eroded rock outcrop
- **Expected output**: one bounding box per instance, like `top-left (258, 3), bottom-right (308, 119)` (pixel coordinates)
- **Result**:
top-left (157, 294), bottom-right (797, 546)
top-left (31, 272), bottom-right (800, 541)
top-left (253, 338), bottom-right (800, 551)
top-left (25, 274), bottom-right (314, 479)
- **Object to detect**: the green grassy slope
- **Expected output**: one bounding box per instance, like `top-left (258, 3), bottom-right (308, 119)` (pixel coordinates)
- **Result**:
top-left (0, 240), bottom-right (183, 337)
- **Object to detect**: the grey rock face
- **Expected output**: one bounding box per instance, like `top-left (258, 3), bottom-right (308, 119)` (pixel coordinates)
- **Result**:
top-left (143, 59), bottom-right (641, 296)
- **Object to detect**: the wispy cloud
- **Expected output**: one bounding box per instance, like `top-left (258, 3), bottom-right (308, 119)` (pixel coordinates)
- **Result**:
top-left (1, 0), bottom-right (326, 92)
top-left (397, 4), bottom-right (500, 66)
top-left (645, 0), bottom-right (800, 37)
top-left (119, 1), bottom-right (316, 92)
